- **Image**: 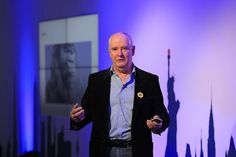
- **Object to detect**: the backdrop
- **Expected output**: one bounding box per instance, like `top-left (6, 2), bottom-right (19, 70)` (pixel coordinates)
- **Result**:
top-left (0, 0), bottom-right (236, 157)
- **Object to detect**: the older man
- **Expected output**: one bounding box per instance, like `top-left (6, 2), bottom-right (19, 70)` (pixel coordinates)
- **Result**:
top-left (70, 32), bottom-right (169, 157)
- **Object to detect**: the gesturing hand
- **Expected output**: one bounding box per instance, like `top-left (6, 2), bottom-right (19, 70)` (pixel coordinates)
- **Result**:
top-left (70, 103), bottom-right (85, 122)
top-left (146, 115), bottom-right (163, 133)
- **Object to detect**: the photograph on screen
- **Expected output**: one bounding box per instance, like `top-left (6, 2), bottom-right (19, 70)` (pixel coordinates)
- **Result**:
top-left (45, 42), bottom-right (91, 104)
top-left (39, 14), bottom-right (98, 116)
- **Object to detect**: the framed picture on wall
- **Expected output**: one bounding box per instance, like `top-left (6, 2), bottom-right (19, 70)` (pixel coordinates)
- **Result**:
top-left (39, 14), bottom-right (98, 116)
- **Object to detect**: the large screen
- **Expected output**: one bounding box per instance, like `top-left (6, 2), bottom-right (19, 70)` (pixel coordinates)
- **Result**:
top-left (39, 14), bottom-right (98, 116)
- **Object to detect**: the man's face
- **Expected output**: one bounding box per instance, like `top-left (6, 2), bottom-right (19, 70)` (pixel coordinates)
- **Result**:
top-left (109, 34), bottom-right (135, 72)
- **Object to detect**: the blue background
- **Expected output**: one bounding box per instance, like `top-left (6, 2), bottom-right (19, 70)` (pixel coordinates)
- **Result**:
top-left (0, 0), bottom-right (236, 156)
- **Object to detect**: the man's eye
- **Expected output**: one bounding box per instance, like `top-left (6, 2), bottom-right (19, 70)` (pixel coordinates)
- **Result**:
top-left (111, 48), bottom-right (118, 51)
top-left (122, 47), bottom-right (129, 51)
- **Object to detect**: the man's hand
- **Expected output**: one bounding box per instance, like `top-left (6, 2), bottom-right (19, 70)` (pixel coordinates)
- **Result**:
top-left (70, 103), bottom-right (85, 122)
top-left (146, 115), bottom-right (163, 133)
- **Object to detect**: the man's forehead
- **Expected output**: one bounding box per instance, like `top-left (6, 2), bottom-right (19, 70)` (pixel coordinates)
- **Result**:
top-left (109, 42), bottom-right (130, 49)
top-left (110, 36), bottom-right (130, 45)
top-left (111, 34), bottom-right (129, 41)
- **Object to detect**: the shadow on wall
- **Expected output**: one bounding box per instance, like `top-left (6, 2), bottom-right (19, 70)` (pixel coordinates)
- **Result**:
top-left (165, 49), bottom-right (179, 157)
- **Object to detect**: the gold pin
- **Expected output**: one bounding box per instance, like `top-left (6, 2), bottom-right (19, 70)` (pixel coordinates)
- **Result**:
top-left (137, 92), bottom-right (144, 98)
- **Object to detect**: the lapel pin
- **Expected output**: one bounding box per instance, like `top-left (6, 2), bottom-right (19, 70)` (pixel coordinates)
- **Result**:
top-left (137, 92), bottom-right (144, 98)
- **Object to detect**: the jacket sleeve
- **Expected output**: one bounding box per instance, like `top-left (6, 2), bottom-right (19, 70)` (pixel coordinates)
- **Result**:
top-left (152, 76), bottom-right (170, 135)
top-left (70, 75), bottom-right (93, 130)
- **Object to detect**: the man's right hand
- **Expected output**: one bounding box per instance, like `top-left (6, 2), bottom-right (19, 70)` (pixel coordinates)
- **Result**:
top-left (70, 103), bottom-right (85, 122)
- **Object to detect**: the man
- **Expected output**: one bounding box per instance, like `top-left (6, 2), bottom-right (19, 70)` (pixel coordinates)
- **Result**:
top-left (70, 32), bottom-right (169, 157)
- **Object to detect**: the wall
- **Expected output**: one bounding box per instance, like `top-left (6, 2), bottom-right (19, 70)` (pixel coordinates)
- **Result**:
top-left (98, 1), bottom-right (236, 156)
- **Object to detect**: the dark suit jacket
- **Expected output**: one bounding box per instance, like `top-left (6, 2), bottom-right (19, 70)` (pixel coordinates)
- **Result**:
top-left (70, 67), bottom-right (169, 157)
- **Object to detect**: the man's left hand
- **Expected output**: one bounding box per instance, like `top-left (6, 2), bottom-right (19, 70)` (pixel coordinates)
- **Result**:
top-left (146, 115), bottom-right (163, 133)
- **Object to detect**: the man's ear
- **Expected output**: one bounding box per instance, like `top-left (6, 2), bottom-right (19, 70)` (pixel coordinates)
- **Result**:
top-left (132, 46), bottom-right (135, 56)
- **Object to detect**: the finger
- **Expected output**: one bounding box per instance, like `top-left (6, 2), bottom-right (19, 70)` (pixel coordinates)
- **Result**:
top-left (71, 110), bottom-right (84, 121)
top-left (78, 110), bottom-right (85, 121)
top-left (70, 107), bottom-right (83, 118)
top-left (74, 109), bottom-right (84, 117)
top-left (152, 121), bottom-right (158, 125)
top-left (71, 106), bottom-right (83, 114)
top-left (151, 116), bottom-right (163, 123)
top-left (146, 120), bottom-right (156, 129)
top-left (72, 103), bottom-right (80, 109)
top-left (146, 120), bottom-right (152, 129)
top-left (79, 111), bottom-right (85, 120)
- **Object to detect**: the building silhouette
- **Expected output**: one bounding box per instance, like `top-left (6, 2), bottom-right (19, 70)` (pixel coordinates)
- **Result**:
top-left (225, 136), bottom-right (236, 157)
top-left (185, 143), bottom-right (192, 157)
top-left (200, 136), bottom-right (204, 157)
top-left (207, 93), bottom-right (216, 157)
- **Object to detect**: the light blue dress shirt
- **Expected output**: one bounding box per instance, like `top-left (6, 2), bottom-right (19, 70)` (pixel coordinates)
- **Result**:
top-left (109, 68), bottom-right (135, 140)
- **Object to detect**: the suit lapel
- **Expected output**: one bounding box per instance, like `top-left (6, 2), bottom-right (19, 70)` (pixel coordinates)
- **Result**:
top-left (103, 70), bottom-right (111, 115)
top-left (132, 67), bottom-right (146, 123)
top-left (100, 69), bottom-right (111, 136)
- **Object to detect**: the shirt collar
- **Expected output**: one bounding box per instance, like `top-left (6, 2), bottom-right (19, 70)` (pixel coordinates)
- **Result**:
top-left (110, 65), bottom-right (136, 76)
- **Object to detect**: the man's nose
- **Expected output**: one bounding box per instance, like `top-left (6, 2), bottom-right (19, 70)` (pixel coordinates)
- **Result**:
top-left (117, 48), bottom-right (123, 56)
